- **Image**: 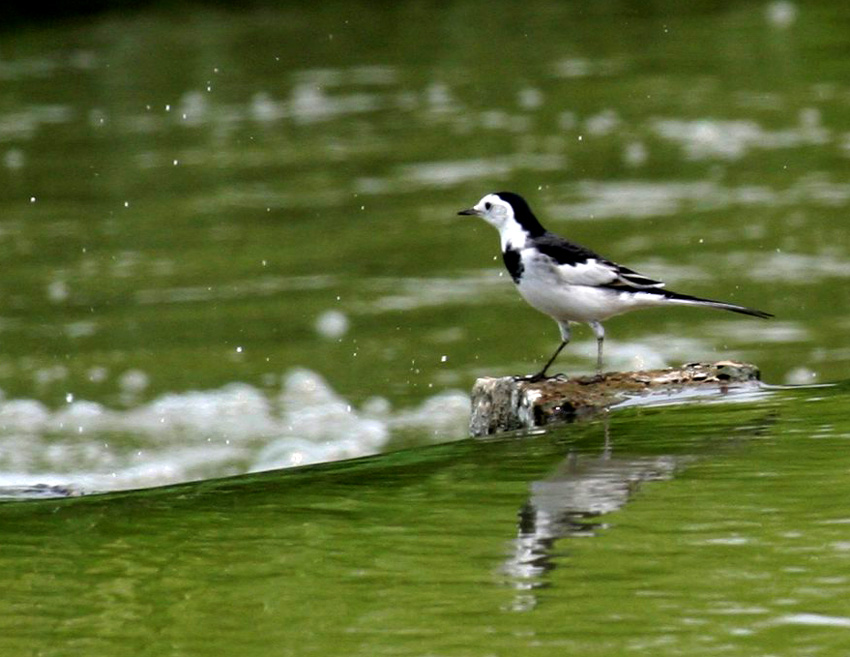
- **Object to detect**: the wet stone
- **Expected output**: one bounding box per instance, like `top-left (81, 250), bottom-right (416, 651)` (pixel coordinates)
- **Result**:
top-left (469, 361), bottom-right (762, 437)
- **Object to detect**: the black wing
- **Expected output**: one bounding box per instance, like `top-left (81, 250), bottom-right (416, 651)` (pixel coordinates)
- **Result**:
top-left (531, 232), bottom-right (666, 289)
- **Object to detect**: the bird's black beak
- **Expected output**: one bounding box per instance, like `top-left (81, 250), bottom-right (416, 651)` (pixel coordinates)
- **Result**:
top-left (457, 207), bottom-right (479, 216)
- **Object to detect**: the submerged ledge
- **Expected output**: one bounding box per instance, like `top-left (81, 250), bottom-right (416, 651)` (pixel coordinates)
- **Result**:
top-left (469, 361), bottom-right (762, 437)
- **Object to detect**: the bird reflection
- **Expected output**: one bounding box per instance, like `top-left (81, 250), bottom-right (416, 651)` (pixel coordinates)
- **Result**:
top-left (502, 415), bottom-right (677, 611)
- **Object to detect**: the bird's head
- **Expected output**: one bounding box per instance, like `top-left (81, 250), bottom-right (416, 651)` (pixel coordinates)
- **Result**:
top-left (458, 191), bottom-right (545, 236)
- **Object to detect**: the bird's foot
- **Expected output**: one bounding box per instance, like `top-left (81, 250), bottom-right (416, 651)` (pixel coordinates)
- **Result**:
top-left (580, 372), bottom-right (606, 385)
top-left (514, 371), bottom-right (568, 383)
top-left (514, 371), bottom-right (548, 383)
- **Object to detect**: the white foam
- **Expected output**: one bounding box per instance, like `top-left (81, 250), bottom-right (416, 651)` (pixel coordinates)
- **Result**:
top-left (0, 399), bottom-right (51, 433)
top-left (289, 83), bottom-right (380, 124)
top-left (0, 368), bottom-right (470, 495)
top-left (361, 273), bottom-right (504, 312)
top-left (585, 109), bottom-right (620, 136)
top-left (775, 613), bottom-right (850, 628)
top-left (552, 58), bottom-right (623, 79)
top-left (517, 88), bottom-right (543, 111)
top-left (784, 366), bottom-right (818, 385)
top-left (728, 250), bottom-right (850, 281)
top-left (387, 390), bottom-right (472, 439)
top-left (553, 176), bottom-right (850, 221)
top-left (652, 116), bottom-right (828, 161)
top-left (3, 147), bottom-right (25, 170)
top-left (766, 1), bottom-right (798, 29)
top-left (315, 309), bottom-right (349, 339)
top-left (354, 154), bottom-right (566, 194)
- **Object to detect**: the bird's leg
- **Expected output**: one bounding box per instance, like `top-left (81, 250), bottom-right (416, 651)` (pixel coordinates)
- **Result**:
top-left (524, 341), bottom-right (567, 382)
top-left (589, 321), bottom-right (605, 379)
top-left (520, 322), bottom-right (571, 382)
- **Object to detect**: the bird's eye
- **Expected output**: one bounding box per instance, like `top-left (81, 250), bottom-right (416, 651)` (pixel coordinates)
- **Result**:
top-left (484, 202), bottom-right (492, 211)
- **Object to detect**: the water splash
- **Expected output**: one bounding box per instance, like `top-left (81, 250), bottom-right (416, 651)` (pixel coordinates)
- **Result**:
top-left (0, 369), bottom-right (470, 496)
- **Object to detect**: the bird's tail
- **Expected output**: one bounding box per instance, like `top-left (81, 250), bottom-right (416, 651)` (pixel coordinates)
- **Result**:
top-left (661, 290), bottom-right (773, 319)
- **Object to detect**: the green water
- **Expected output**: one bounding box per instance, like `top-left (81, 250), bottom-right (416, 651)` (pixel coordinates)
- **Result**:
top-left (3, 383), bottom-right (850, 655)
top-left (2, 0), bottom-right (850, 654)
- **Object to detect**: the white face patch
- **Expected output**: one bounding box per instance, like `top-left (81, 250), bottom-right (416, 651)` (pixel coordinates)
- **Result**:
top-left (474, 193), bottom-right (511, 228)
top-left (472, 194), bottom-right (527, 251)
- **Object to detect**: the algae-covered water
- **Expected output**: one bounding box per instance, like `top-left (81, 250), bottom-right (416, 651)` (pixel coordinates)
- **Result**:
top-left (1, 1), bottom-right (850, 654)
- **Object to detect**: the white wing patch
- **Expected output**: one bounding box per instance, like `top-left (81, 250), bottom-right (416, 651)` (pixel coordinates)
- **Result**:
top-left (533, 253), bottom-right (665, 290)
top-left (552, 257), bottom-right (620, 286)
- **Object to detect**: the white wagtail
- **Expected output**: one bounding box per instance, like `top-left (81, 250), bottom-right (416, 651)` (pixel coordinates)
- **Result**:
top-left (459, 191), bottom-right (772, 380)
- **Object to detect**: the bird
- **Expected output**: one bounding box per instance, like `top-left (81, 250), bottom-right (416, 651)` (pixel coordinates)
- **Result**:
top-left (458, 191), bottom-right (772, 381)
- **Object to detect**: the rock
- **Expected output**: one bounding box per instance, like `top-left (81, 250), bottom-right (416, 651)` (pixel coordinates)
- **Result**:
top-left (469, 361), bottom-right (762, 437)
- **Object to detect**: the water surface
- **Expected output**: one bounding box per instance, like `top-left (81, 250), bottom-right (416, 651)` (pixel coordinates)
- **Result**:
top-left (2, 382), bottom-right (850, 656)
top-left (1, 1), bottom-right (848, 488)
top-left (1, 2), bottom-right (850, 654)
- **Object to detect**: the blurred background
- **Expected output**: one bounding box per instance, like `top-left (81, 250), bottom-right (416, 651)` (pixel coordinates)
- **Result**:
top-left (0, 0), bottom-right (848, 492)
